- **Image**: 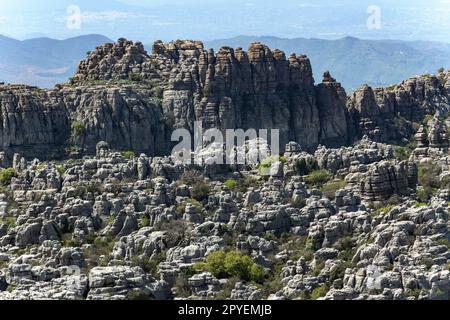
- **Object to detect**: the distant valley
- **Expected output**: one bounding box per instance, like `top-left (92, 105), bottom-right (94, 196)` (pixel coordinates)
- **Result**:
top-left (205, 36), bottom-right (450, 90)
top-left (0, 34), bottom-right (112, 88)
top-left (0, 34), bottom-right (449, 90)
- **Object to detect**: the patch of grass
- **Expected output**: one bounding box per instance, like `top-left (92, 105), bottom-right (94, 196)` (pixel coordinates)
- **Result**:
top-left (224, 179), bottom-right (237, 191)
top-left (36, 162), bottom-right (47, 171)
top-left (224, 176), bottom-right (261, 193)
top-left (154, 86), bottom-right (164, 100)
top-left (310, 285), bottom-right (329, 300)
top-left (214, 277), bottom-right (239, 300)
top-left (128, 73), bottom-right (142, 82)
top-left (405, 288), bottom-right (426, 299)
top-left (176, 198), bottom-right (203, 214)
top-left (131, 252), bottom-right (166, 277)
top-left (311, 260), bottom-right (325, 277)
top-left (279, 235), bottom-right (314, 261)
top-left (83, 236), bottom-right (116, 268)
top-left (435, 238), bottom-right (450, 249)
top-left (0, 216), bottom-right (17, 232)
top-left (138, 216), bottom-right (150, 228)
top-left (321, 180), bottom-right (347, 200)
top-left (71, 121), bottom-right (85, 136)
top-left (419, 257), bottom-right (434, 270)
top-left (394, 145), bottom-right (415, 161)
top-left (373, 204), bottom-right (396, 217)
top-left (121, 151), bottom-right (135, 160)
top-left (258, 156), bottom-right (286, 175)
top-left (0, 168), bottom-right (17, 186)
top-left (304, 170), bottom-right (332, 187)
top-left (126, 289), bottom-right (153, 300)
top-left (56, 165), bottom-right (66, 176)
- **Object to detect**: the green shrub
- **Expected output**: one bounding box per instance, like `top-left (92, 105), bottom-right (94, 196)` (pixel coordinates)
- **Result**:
top-left (310, 285), bottom-right (329, 300)
top-left (36, 162), bottom-right (47, 171)
top-left (71, 121), bottom-right (85, 136)
top-left (321, 180), bottom-right (347, 200)
top-left (294, 158), bottom-right (319, 176)
top-left (0, 216), bottom-right (17, 232)
top-left (373, 204), bottom-right (396, 217)
top-left (126, 289), bottom-right (152, 300)
top-left (416, 187), bottom-right (433, 203)
top-left (128, 73), bottom-right (142, 82)
top-left (279, 235), bottom-right (314, 261)
top-left (179, 171), bottom-right (211, 201)
top-left (224, 179), bottom-right (237, 191)
top-left (56, 165), bottom-right (66, 176)
top-left (121, 151), bottom-right (135, 159)
top-left (224, 177), bottom-right (260, 193)
top-left (155, 87), bottom-right (164, 100)
top-left (435, 238), bottom-right (450, 249)
top-left (0, 168), bottom-right (17, 186)
top-left (176, 198), bottom-right (203, 214)
top-left (311, 260), bottom-right (325, 277)
top-left (258, 156), bottom-right (286, 175)
top-left (131, 252), bottom-right (166, 276)
top-left (387, 84), bottom-right (396, 92)
top-left (304, 170), bottom-right (332, 187)
top-left (419, 257), bottom-right (434, 270)
top-left (138, 216), bottom-right (150, 228)
top-left (199, 251), bottom-right (267, 284)
top-left (394, 146), bottom-right (414, 161)
top-left (414, 202), bottom-right (428, 208)
top-left (156, 220), bottom-right (188, 248)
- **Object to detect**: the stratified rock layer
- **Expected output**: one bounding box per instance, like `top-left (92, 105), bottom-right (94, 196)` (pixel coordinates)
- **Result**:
top-left (0, 39), bottom-right (449, 160)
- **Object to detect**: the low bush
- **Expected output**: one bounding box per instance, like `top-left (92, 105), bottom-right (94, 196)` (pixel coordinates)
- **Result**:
top-left (321, 180), bottom-right (347, 200)
top-left (176, 198), bottom-right (203, 214)
top-left (71, 121), bottom-right (85, 136)
top-left (258, 156), bottom-right (286, 175)
top-left (0, 216), bottom-right (17, 232)
top-left (310, 285), bottom-right (329, 300)
top-left (294, 158), bottom-right (319, 176)
top-left (128, 73), bottom-right (142, 82)
top-left (0, 168), bottom-right (17, 186)
top-left (304, 170), bottom-right (332, 187)
top-left (196, 251), bottom-right (267, 284)
top-left (224, 176), bottom-right (260, 193)
top-left (373, 204), bottom-right (396, 217)
top-left (179, 171), bottom-right (211, 201)
top-left (121, 151), bottom-right (135, 159)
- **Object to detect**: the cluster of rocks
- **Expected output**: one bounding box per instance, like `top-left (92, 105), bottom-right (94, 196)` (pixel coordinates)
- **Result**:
top-left (0, 39), bottom-right (449, 301)
top-left (1, 39), bottom-right (449, 161)
top-left (0, 137), bottom-right (448, 300)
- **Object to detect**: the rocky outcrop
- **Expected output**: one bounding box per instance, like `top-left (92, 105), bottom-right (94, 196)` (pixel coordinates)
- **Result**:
top-left (0, 39), bottom-right (449, 161)
top-left (348, 75), bottom-right (450, 144)
top-left (347, 160), bottom-right (418, 201)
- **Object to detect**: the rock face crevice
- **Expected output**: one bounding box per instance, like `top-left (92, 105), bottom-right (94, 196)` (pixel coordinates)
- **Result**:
top-left (0, 39), bottom-right (449, 160)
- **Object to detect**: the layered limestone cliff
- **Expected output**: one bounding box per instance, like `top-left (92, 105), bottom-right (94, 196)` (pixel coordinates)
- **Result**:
top-left (0, 39), bottom-right (449, 160)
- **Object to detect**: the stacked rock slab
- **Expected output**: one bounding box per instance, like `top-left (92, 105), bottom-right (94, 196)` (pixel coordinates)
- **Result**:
top-left (349, 160), bottom-right (418, 201)
top-left (0, 40), bottom-right (449, 160)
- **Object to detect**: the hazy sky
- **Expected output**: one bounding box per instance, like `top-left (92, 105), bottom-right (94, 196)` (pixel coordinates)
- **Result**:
top-left (0, 0), bottom-right (449, 43)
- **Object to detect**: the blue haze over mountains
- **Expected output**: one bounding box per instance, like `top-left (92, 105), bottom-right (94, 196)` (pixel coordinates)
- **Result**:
top-left (0, 0), bottom-right (449, 90)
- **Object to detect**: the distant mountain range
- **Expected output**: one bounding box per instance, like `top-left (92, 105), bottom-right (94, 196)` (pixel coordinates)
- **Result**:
top-left (205, 36), bottom-right (450, 91)
top-left (0, 34), bottom-right (112, 88)
top-left (0, 34), bottom-right (449, 90)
